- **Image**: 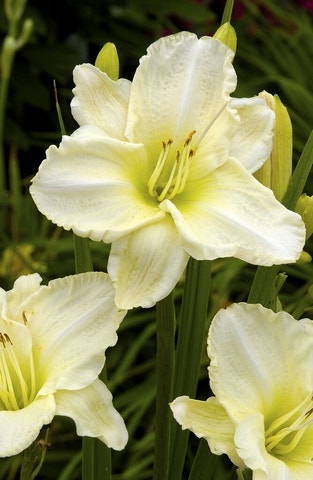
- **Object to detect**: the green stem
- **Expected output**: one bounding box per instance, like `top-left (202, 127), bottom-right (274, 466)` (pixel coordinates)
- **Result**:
top-left (188, 439), bottom-right (218, 480)
top-left (221, 0), bottom-right (234, 24)
top-left (20, 430), bottom-right (49, 480)
top-left (73, 234), bottom-right (112, 480)
top-left (0, 41), bottom-right (15, 225)
top-left (153, 291), bottom-right (176, 480)
top-left (248, 130), bottom-right (313, 306)
top-left (169, 259), bottom-right (211, 479)
top-left (73, 234), bottom-right (93, 273)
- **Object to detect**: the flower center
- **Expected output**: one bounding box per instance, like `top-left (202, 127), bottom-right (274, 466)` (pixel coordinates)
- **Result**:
top-left (0, 321), bottom-right (36, 411)
top-left (147, 130), bottom-right (196, 201)
top-left (265, 392), bottom-right (313, 456)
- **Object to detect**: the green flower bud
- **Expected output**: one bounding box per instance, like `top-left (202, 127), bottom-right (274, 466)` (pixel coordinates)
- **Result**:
top-left (1, 36), bottom-right (16, 79)
top-left (254, 92), bottom-right (292, 202)
top-left (95, 42), bottom-right (119, 81)
top-left (213, 22), bottom-right (237, 53)
top-left (15, 18), bottom-right (33, 49)
top-left (5, 0), bottom-right (27, 22)
top-left (296, 194), bottom-right (313, 240)
top-left (296, 251), bottom-right (312, 264)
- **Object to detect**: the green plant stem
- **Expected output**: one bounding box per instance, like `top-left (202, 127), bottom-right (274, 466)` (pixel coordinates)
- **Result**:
top-left (248, 130), bottom-right (313, 306)
top-left (0, 43), bottom-right (14, 225)
top-left (188, 439), bottom-right (218, 480)
top-left (153, 291), bottom-right (176, 480)
top-left (73, 234), bottom-right (112, 480)
top-left (221, 0), bottom-right (234, 24)
top-left (169, 258), bottom-right (211, 479)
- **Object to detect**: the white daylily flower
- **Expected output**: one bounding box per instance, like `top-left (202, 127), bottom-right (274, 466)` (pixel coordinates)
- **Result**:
top-left (30, 31), bottom-right (305, 309)
top-left (171, 303), bottom-right (313, 479)
top-left (0, 272), bottom-right (128, 457)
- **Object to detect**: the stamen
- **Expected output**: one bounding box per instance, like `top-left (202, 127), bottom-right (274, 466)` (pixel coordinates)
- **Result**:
top-left (147, 139), bottom-right (173, 197)
top-left (265, 392), bottom-right (313, 456)
top-left (0, 330), bottom-right (36, 410)
top-left (147, 131), bottom-right (196, 201)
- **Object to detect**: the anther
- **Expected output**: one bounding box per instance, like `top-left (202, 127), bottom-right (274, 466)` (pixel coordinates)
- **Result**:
top-left (184, 129), bottom-right (196, 147)
top-left (22, 311), bottom-right (28, 325)
top-left (4, 333), bottom-right (12, 344)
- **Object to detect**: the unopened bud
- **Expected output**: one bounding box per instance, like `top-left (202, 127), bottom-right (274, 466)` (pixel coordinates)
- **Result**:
top-left (15, 18), bottom-right (33, 49)
top-left (95, 42), bottom-right (119, 81)
top-left (296, 194), bottom-right (313, 240)
top-left (296, 251), bottom-right (312, 264)
top-left (254, 92), bottom-right (292, 201)
top-left (213, 22), bottom-right (237, 53)
top-left (1, 36), bottom-right (16, 79)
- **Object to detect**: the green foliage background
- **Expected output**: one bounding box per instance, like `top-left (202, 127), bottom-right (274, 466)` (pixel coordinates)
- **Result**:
top-left (0, 0), bottom-right (312, 478)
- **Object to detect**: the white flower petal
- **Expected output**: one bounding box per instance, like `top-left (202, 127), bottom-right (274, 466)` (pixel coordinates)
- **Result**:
top-left (164, 158), bottom-right (305, 265)
top-left (229, 97), bottom-right (275, 173)
top-left (235, 414), bottom-right (290, 480)
top-left (24, 272), bottom-right (126, 394)
top-left (30, 127), bottom-right (164, 242)
top-left (108, 217), bottom-right (189, 309)
top-left (170, 396), bottom-right (244, 468)
top-left (55, 379), bottom-right (128, 450)
top-left (208, 303), bottom-right (313, 421)
top-left (0, 395), bottom-right (55, 457)
top-left (2, 273), bottom-right (42, 322)
top-left (126, 32), bottom-right (236, 157)
top-left (71, 63), bottom-right (131, 139)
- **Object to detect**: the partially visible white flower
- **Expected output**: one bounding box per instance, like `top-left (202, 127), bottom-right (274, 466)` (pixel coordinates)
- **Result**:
top-left (30, 32), bottom-right (305, 309)
top-left (0, 272), bottom-right (128, 457)
top-left (171, 303), bottom-right (313, 479)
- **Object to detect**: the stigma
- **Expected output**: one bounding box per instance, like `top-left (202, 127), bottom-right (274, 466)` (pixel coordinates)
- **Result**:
top-left (147, 130), bottom-right (196, 201)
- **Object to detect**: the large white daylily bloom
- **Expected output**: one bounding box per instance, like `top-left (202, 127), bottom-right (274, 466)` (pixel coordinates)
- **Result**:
top-left (171, 303), bottom-right (313, 479)
top-left (0, 272), bottom-right (128, 457)
top-left (30, 32), bottom-right (305, 309)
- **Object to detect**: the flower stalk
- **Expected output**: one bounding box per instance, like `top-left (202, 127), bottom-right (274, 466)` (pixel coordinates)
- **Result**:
top-left (169, 258), bottom-right (211, 479)
top-left (153, 291), bottom-right (176, 480)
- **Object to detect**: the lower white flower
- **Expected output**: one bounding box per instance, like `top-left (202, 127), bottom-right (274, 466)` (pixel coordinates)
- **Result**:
top-left (0, 272), bottom-right (128, 457)
top-left (171, 303), bottom-right (313, 479)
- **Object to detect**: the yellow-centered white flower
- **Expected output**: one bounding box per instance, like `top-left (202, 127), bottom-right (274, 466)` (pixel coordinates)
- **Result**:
top-left (0, 272), bottom-right (128, 457)
top-left (30, 32), bottom-right (305, 309)
top-left (171, 303), bottom-right (313, 479)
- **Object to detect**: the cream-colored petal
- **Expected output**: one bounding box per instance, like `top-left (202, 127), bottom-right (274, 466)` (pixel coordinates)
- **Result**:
top-left (0, 395), bottom-right (55, 457)
top-left (208, 304), bottom-right (313, 421)
top-left (71, 63), bottom-right (131, 140)
top-left (164, 158), bottom-right (305, 265)
top-left (3, 273), bottom-right (42, 322)
top-left (55, 380), bottom-right (128, 450)
top-left (283, 459), bottom-right (313, 480)
top-left (108, 217), bottom-right (189, 309)
top-left (170, 396), bottom-right (244, 468)
top-left (126, 32), bottom-right (236, 159)
top-left (24, 273), bottom-right (126, 394)
top-left (229, 97), bottom-right (275, 173)
top-left (188, 104), bottom-right (239, 180)
top-left (30, 126), bottom-right (164, 242)
top-left (235, 414), bottom-right (290, 480)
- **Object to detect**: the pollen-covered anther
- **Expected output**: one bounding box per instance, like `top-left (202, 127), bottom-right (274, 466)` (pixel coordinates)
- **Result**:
top-left (22, 311), bottom-right (28, 325)
top-left (0, 332), bottom-right (12, 348)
